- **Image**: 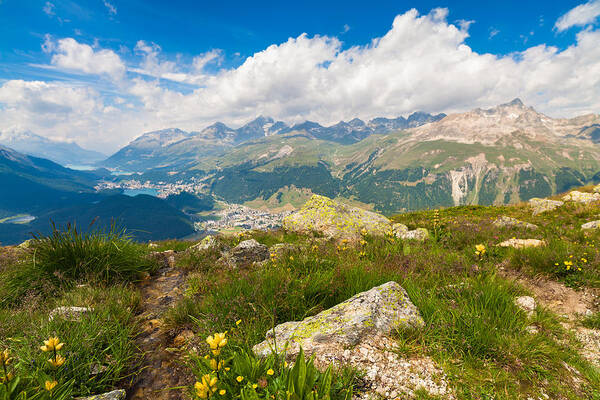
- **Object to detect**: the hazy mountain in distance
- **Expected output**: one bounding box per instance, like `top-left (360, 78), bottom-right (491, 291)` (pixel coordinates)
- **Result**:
top-left (0, 129), bottom-right (106, 166)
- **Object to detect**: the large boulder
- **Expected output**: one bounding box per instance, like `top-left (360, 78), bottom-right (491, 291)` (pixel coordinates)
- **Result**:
top-left (224, 239), bottom-right (269, 267)
top-left (253, 282), bottom-right (452, 399)
top-left (562, 190), bottom-right (600, 204)
top-left (283, 195), bottom-right (391, 240)
top-left (493, 216), bottom-right (538, 230)
top-left (529, 198), bottom-right (563, 216)
top-left (253, 281), bottom-right (424, 357)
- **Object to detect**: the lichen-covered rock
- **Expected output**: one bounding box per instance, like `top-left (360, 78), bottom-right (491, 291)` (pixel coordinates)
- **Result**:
top-left (582, 220), bottom-right (600, 231)
top-left (392, 223), bottom-right (409, 236)
top-left (49, 306), bottom-right (92, 322)
top-left (493, 216), bottom-right (538, 230)
top-left (253, 281), bottom-right (424, 358)
top-left (397, 228), bottom-right (429, 241)
top-left (497, 238), bottom-right (546, 249)
top-left (562, 190), bottom-right (600, 204)
top-left (189, 235), bottom-right (220, 252)
top-left (283, 195), bottom-right (391, 240)
top-left (224, 239), bottom-right (269, 267)
top-left (529, 198), bottom-right (564, 215)
top-left (75, 390), bottom-right (126, 400)
top-left (253, 283), bottom-right (451, 399)
top-left (17, 239), bottom-right (32, 249)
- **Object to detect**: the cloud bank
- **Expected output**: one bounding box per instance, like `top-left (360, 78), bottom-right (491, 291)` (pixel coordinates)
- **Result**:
top-left (1, 6), bottom-right (600, 152)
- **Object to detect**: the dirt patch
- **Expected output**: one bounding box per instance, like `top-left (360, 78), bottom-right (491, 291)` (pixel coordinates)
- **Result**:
top-left (499, 266), bottom-right (600, 365)
top-left (128, 253), bottom-right (194, 400)
top-left (498, 267), bottom-right (597, 320)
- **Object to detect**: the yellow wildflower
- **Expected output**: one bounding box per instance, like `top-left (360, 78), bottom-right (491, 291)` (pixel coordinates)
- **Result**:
top-left (48, 354), bottom-right (66, 368)
top-left (40, 337), bottom-right (64, 352)
top-left (267, 368), bottom-right (274, 376)
top-left (219, 389), bottom-right (226, 395)
top-left (44, 380), bottom-right (58, 392)
top-left (0, 349), bottom-right (12, 365)
top-left (206, 333), bottom-right (227, 350)
top-left (236, 376), bottom-right (244, 383)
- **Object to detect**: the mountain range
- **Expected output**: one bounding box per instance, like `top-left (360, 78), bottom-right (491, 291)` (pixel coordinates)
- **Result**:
top-left (0, 129), bottom-right (106, 166)
top-left (101, 112), bottom-right (446, 172)
top-left (149, 98), bottom-right (600, 214)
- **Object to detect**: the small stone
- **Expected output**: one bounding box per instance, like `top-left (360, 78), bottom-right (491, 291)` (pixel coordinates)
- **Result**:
top-left (173, 330), bottom-right (194, 347)
top-left (75, 389), bottom-right (126, 400)
top-left (581, 220), bottom-right (600, 231)
top-left (49, 306), bottom-right (92, 322)
top-left (497, 238), bottom-right (546, 249)
top-left (188, 235), bottom-right (220, 252)
top-left (224, 239), bottom-right (269, 267)
top-left (529, 198), bottom-right (564, 216)
top-left (515, 296), bottom-right (536, 317)
top-left (396, 228), bottom-right (429, 241)
top-left (493, 216), bottom-right (538, 230)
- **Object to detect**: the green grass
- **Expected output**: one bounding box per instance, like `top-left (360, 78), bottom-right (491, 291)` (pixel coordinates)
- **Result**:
top-left (0, 284), bottom-right (141, 399)
top-left (165, 199), bottom-right (600, 399)
top-left (0, 223), bottom-right (156, 306)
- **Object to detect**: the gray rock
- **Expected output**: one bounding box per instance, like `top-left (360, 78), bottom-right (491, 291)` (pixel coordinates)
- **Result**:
top-left (148, 250), bottom-right (176, 268)
top-left (529, 198), bottom-right (564, 216)
top-left (253, 281), bottom-right (424, 358)
top-left (75, 389), bottom-right (126, 400)
top-left (562, 190), bottom-right (600, 204)
top-left (497, 238), bottom-right (546, 249)
top-left (225, 239), bottom-right (269, 267)
top-left (189, 235), bottom-right (220, 252)
top-left (515, 296), bottom-right (536, 317)
top-left (397, 228), bottom-right (429, 241)
top-left (17, 239), bottom-right (33, 249)
top-left (493, 216), bottom-right (538, 230)
top-left (49, 306), bottom-right (93, 322)
top-left (283, 195), bottom-right (392, 241)
top-left (582, 220), bottom-right (600, 231)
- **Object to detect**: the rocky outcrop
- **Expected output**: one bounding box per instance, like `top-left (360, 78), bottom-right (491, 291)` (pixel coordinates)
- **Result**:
top-left (75, 390), bottom-right (126, 400)
top-left (283, 195), bottom-right (391, 240)
top-left (529, 198), bottom-right (563, 215)
top-left (582, 220), bottom-right (600, 230)
top-left (493, 216), bottom-right (538, 230)
top-left (562, 191), bottom-right (600, 204)
top-left (223, 239), bottom-right (269, 267)
top-left (497, 238), bottom-right (546, 249)
top-left (253, 282), bottom-right (451, 398)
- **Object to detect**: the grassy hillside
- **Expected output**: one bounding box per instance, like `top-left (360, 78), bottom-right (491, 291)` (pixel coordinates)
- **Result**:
top-left (2, 187), bottom-right (600, 398)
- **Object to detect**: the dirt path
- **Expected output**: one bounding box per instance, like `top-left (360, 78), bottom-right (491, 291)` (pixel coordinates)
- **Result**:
top-left (129, 251), bottom-right (193, 400)
top-left (499, 266), bottom-right (600, 365)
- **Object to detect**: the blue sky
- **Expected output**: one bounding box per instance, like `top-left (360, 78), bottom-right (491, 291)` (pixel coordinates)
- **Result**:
top-left (0, 0), bottom-right (599, 152)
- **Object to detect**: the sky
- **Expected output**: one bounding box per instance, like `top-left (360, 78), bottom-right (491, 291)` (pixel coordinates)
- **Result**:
top-left (0, 0), bottom-right (600, 153)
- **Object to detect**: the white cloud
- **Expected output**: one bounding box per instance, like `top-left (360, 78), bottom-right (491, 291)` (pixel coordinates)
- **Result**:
top-left (555, 0), bottom-right (600, 31)
top-left (103, 0), bottom-right (117, 15)
top-left (47, 37), bottom-right (126, 80)
top-left (489, 28), bottom-right (500, 39)
top-left (43, 1), bottom-right (55, 16)
top-left (342, 24), bottom-right (350, 34)
top-left (3, 7), bottom-right (600, 152)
